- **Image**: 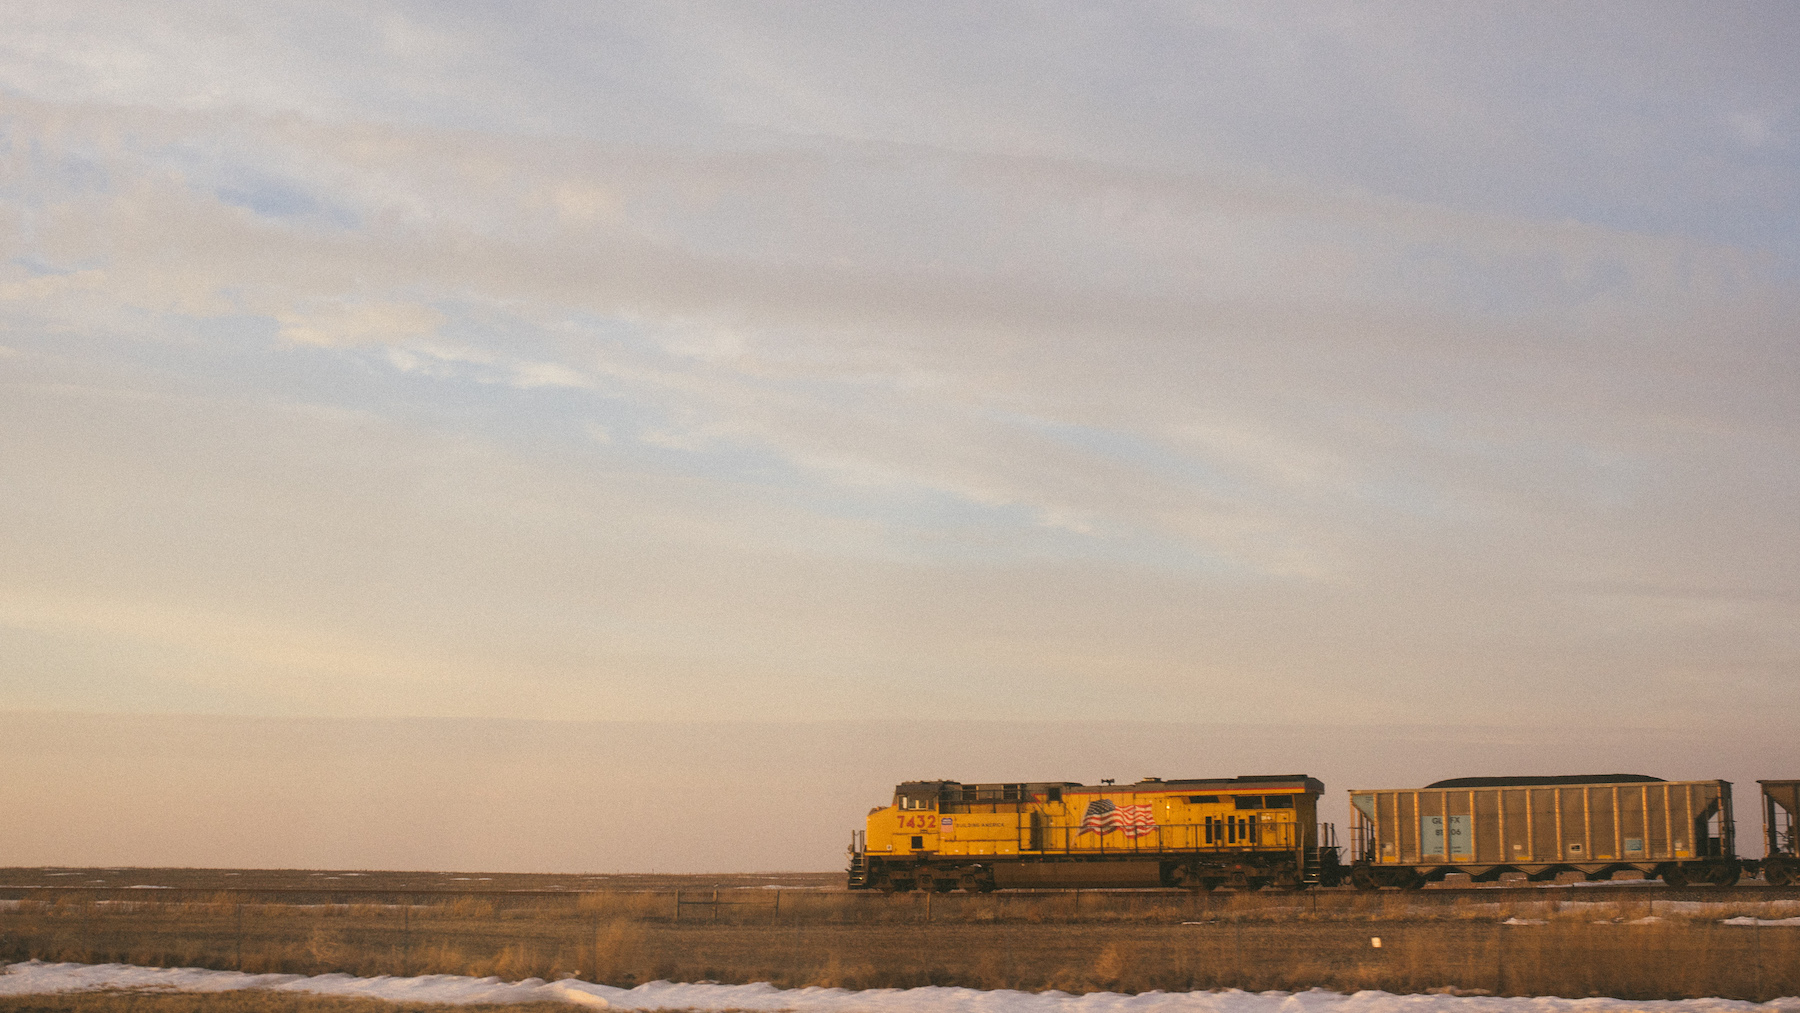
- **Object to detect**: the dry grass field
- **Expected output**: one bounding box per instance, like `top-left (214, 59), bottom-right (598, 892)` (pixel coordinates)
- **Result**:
top-left (0, 996), bottom-right (573, 1013)
top-left (4, 871), bottom-right (1799, 1000)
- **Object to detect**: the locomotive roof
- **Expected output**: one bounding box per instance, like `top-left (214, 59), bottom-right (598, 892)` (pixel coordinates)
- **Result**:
top-left (896, 774), bottom-right (1323, 793)
top-left (1423, 773), bottom-right (1664, 788)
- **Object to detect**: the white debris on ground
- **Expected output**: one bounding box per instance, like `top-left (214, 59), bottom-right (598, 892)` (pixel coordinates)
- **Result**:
top-left (1723, 917), bottom-right (1800, 927)
top-left (3, 962), bottom-right (1800, 1012)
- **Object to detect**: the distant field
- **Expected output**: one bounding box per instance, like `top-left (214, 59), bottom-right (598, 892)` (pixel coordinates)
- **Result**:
top-left (0, 997), bottom-right (570, 1013)
top-left (3, 869), bottom-right (1799, 1000)
top-left (0, 869), bottom-right (841, 895)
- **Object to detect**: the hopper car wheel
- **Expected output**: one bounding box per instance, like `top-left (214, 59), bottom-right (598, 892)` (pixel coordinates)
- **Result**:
top-left (1350, 867), bottom-right (1380, 892)
top-left (1708, 864), bottom-right (1741, 887)
top-left (1661, 865), bottom-right (1689, 888)
top-left (1766, 863), bottom-right (1794, 887)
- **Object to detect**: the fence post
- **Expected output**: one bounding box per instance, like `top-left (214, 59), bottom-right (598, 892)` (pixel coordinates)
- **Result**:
top-left (711, 889), bottom-right (718, 925)
top-left (1496, 923), bottom-right (1506, 996)
top-left (1233, 920), bottom-right (1243, 988)
top-left (235, 901), bottom-right (244, 970)
top-left (774, 890), bottom-right (780, 922)
top-left (1753, 921), bottom-right (1762, 1000)
top-left (674, 889), bottom-right (680, 924)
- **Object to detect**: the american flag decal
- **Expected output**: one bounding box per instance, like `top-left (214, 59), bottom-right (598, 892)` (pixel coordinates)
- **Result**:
top-left (1079, 799), bottom-right (1157, 838)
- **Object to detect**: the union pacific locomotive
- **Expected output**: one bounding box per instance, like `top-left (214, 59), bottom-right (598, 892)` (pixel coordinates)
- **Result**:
top-left (846, 774), bottom-right (1341, 892)
top-left (847, 773), bottom-right (1800, 891)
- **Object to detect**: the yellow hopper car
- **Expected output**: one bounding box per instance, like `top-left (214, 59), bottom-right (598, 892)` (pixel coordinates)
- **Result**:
top-left (1348, 774), bottom-right (1740, 888)
top-left (1758, 780), bottom-right (1799, 885)
top-left (847, 774), bottom-right (1339, 892)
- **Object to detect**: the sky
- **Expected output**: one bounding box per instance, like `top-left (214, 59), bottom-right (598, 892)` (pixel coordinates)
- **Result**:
top-left (1, 3), bottom-right (1797, 871)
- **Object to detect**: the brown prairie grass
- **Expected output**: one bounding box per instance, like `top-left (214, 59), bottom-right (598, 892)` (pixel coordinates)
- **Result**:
top-left (0, 994), bottom-right (576, 1013)
top-left (4, 891), bottom-right (1800, 999)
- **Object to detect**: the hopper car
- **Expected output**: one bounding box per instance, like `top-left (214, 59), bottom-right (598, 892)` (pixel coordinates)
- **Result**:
top-left (849, 772), bottom-right (1799, 891)
top-left (1348, 775), bottom-right (1740, 888)
top-left (1758, 780), bottom-right (1800, 885)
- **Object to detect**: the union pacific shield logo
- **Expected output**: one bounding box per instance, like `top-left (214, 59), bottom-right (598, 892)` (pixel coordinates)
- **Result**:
top-left (1079, 799), bottom-right (1156, 838)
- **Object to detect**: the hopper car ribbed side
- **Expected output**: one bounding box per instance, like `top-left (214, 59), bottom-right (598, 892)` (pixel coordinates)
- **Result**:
top-left (1346, 775), bottom-right (1742, 888)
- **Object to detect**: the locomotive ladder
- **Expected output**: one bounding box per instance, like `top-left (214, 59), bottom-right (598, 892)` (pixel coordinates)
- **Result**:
top-left (846, 830), bottom-right (869, 887)
top-left (1303, 823), bottom-right (1340, 885)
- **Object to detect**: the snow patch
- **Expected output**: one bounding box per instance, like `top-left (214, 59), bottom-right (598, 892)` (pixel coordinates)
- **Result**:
top-left (11, 961), bottom-right (1799, 1012)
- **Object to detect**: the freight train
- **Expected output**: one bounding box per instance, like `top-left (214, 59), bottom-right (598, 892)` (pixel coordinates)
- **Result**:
top-left (846, 773), bottom-right (1800, 892)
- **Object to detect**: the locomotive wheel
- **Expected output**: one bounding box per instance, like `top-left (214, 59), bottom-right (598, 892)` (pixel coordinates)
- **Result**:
top-left (1766, 862), bottom-right (1794, 887)
top-left (1350, 867), bottom-right (1380, 892)
top-left (874, 875), bottom-right (896, 894)
top-left (1661, 865), bottom-right (1689, 888)
top-left (1708, 863), bottom-right (1741, 887)
top-left (958, 875), bottom-right (979, 893)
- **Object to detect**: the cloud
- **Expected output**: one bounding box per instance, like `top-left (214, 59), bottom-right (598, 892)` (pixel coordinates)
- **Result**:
top-left (277, 300), bottom-right (444, 347)
top-left (0, 5), bottom-right (1795, 735)
top-left (1729, 111), bottom-right (1773, 147)
top-left (508, 360), bottom-right (591, 389)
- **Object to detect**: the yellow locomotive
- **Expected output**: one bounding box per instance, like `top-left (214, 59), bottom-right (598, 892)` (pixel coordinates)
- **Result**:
top-left (848, 774), bottom-right (1339, 891)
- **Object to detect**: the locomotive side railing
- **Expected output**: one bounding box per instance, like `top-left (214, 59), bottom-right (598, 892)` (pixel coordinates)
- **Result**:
top-left (1031, 818), bottom-right (1301, 855)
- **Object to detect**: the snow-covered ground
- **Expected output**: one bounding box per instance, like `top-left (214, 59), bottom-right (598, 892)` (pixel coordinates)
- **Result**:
top-left (3, 962), bottom-right (1799, 1012)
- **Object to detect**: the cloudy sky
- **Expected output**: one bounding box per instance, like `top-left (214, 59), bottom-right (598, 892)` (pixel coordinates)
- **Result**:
top-left (2, 3), bottom-right (1797, 869)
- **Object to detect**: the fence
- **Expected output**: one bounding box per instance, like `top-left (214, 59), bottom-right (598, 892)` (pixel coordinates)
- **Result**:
top-left (3, 887), bottom-right (1800, 998)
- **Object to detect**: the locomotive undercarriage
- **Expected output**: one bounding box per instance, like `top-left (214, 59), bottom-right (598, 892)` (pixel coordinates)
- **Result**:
top-left (858, 850), bottom-right (1339, 893)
